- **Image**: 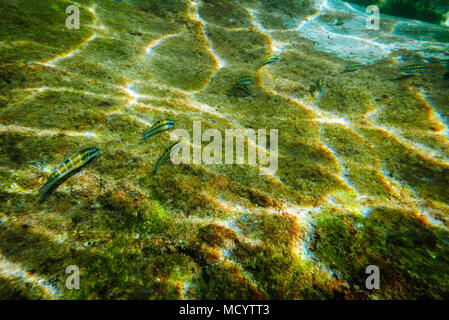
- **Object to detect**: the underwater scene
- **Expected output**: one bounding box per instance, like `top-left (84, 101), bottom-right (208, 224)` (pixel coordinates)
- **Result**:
top-left (1, 0), bottom-right (449, 300)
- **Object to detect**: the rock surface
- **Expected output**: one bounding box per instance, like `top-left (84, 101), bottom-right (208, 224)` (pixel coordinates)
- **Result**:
top-left (0, 0), bottom-right (449, 299)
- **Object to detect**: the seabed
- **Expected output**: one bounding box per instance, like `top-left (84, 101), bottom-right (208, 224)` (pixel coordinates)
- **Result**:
top-left (0, 0), bottom-right (449, 299)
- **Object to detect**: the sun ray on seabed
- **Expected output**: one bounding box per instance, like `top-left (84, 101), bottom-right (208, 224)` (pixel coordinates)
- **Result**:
top-left (1, 0), bottom-right (449, 300)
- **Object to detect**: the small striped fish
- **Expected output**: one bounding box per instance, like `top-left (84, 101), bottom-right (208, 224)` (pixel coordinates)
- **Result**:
top-left (257, 54), bottom-right (279, 69)
top-left (141, 120), bottom-right (174, 142)
top-left (315, 78), bottom-right (324, 93)
top-left (236, 75), bottom-right (252, 86)
top-left (344, 63), bottom-right (363, 72)
top-left (153, 140), bottom-right (181, 175)
top-left (426, 58), bottom-right (449, 65)
top-left (232, 84), bottom-right (252, 97)
top-left (39, 147), bottom-right (100, 197)
top-left (398, 64), bottom-right (424, 73)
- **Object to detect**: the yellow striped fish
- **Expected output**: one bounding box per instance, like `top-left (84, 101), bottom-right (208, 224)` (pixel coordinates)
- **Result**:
top-left (236, 75), bottom-right (252, 86)
top-left (39, 147), bottom-right (100, 197)
top-left (153, 140), bottom-right (181, 175)
top-left (398, 64), bottom-right (424, 73)
top-left (232, 84), bottom-right (252, 97)
top-left (141, 120), bottom-right (174, 142)
top-left (315, 78), bottom-right (324, 93)
top-left (344, 63), bottom-right (363, 72)
top-left (257, 54), bottom-right (279, 69)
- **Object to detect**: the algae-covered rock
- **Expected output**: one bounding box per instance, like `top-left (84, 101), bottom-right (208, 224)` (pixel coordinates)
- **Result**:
top-left (0, 0), bottom-right (448, 300)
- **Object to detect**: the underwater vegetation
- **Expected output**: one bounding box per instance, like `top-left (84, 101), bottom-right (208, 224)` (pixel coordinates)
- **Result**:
top-left (0, 0), bottom-right (449, 300)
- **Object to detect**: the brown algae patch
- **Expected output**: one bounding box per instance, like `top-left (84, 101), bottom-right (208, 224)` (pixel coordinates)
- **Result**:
top-left (0, 0), bottom-right (449, 299)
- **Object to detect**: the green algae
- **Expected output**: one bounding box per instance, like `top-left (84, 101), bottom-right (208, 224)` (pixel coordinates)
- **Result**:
top-left (199, 0), bottom-right (252, 29)
top-left (257, 0), bottom-right (317, 30)
top-left (0, 277), bottom-right (43, 299)
top-left (0, 0), bottom-right (449, 301)
top-left (0, 0), bottom-right (92, 64)
top-left (205, 27), bottom-right (268, 68)
top-left (358, 127), bottom-right (449, 204)
top-left (1, 91), bottom-right (115, 131)
top-left (192, 262), bottom-right (262, 299)
top-left (146, 28), bottom-right (216, 91)
top-left (310, 207), bottom-right (449, 298)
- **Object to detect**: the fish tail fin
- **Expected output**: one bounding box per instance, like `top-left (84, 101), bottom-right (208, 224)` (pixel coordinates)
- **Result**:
top-left (39, 181), bottom-right (53, 198)
top-left (141, 132), bottom-right (151, 142)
